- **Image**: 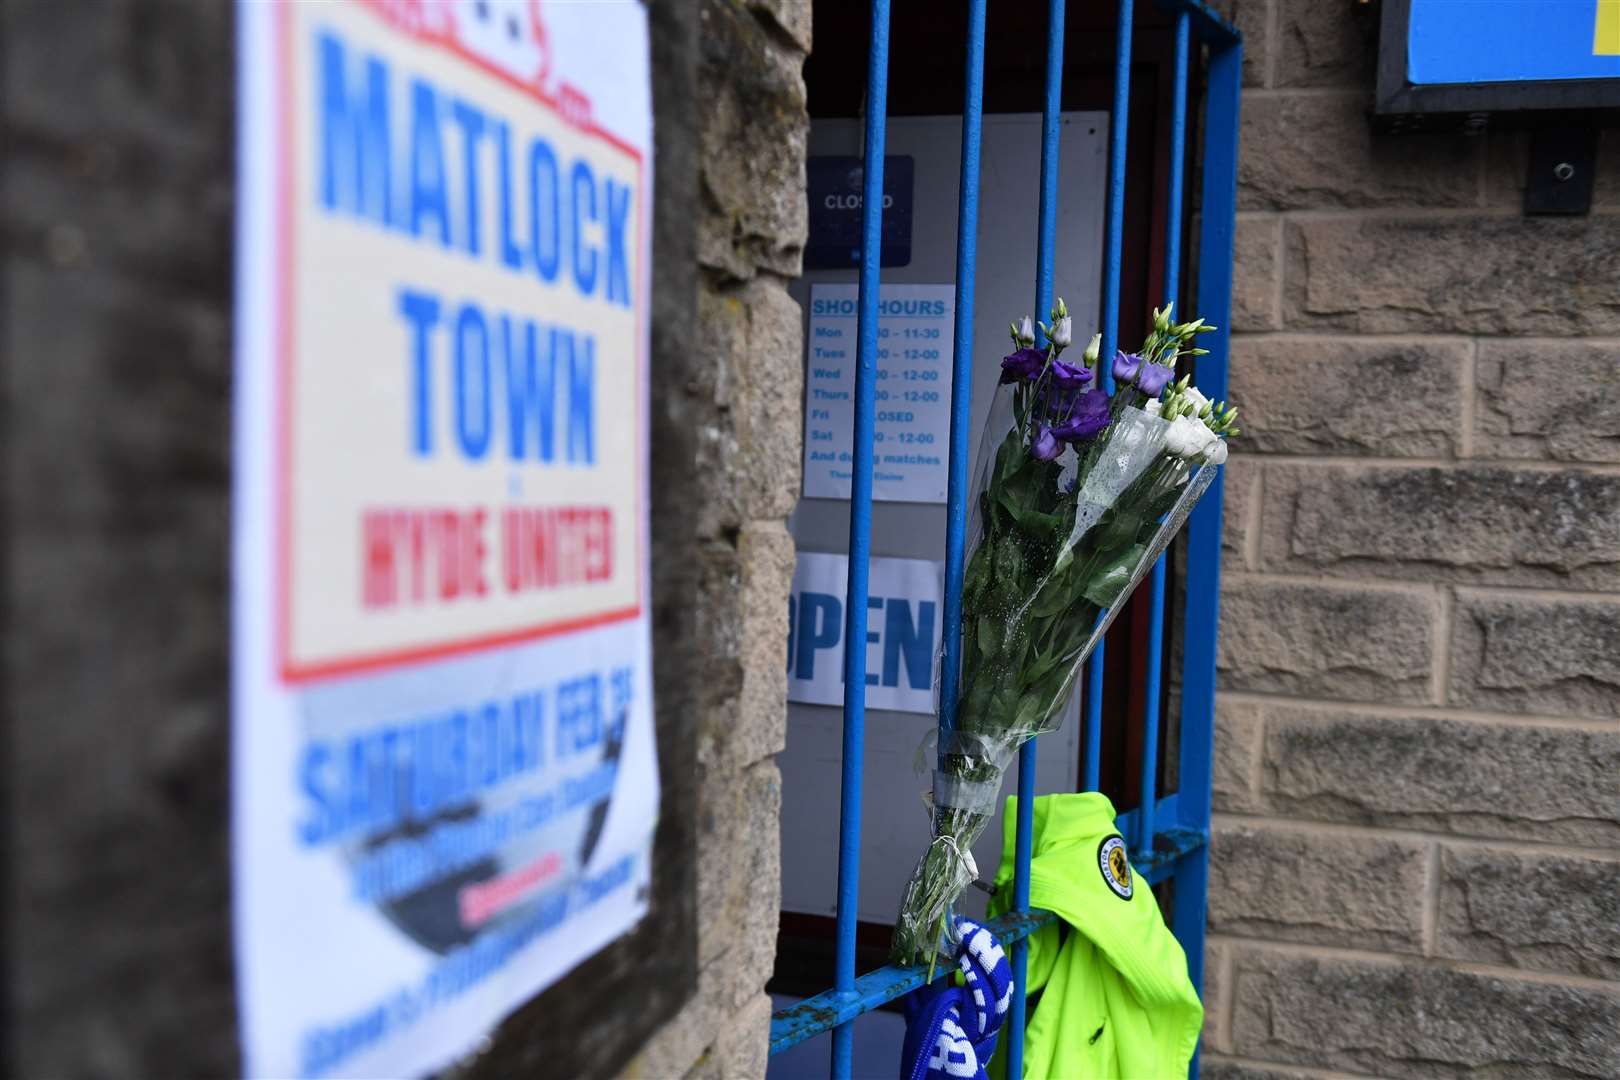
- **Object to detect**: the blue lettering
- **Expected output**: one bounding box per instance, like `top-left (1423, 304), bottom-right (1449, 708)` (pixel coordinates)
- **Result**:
top-left (449, 98), bottom-right (486, 256)
top-left (528, 138), bottom-right (561, 282)
top-left (570, 158), bottom-right (598, 295)
top-left (566, 332), bottom-right (595, 465)
top-left (793, 591), bottom-right (842, 679)
top-left (409, 79), bottom-right (451, 245)
top-left (494, 122), bottom-right (524, 271)
top-left (454, 303), bottom-right (492, 459)
top-left (317, 30), bottom-right (394, 227)
top-left (884, 598), bottom-right (935, 690)
top-left (298, 742), bottom-right (339, 845)
top-left (555, 675), bottom-right (602, 759)
top-left (501, 316), bottom-right (555, 462)
top-left (865, 595), bottom-right (883, 687)
top-left (398, 288), bottom-right (441, 455)
top-left (604, 178), bottom-right (632, 308)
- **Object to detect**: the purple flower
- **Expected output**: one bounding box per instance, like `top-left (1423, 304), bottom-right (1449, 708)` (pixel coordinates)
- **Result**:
top-left (1048, 359), bottom-right (1093, 390)
top-left (1136, 362), bottom-right (1174, 396)
top-left (1000, 347), bottom-right (1046, 384)
top-left (1052, 388), bottom-right (1111, 443)
top-left (1029, 425), bottom-right (1062, 460)
top-left (1113, 351), bottom-right (1143, 384)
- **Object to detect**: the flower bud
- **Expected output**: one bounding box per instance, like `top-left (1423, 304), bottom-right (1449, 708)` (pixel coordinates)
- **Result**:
top-left (1015, 316), bottom-right (1036, 348)
top-left (1083, 333), bottom-right (1102, 364)
top-left (1052, 315), bottom-right (1073, 349)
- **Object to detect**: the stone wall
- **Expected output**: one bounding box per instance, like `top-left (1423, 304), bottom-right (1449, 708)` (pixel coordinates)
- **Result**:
top-left (1202, 3), bottom-right (1620, 1077)
top-left (622, 0), bottom-right (810, 1076)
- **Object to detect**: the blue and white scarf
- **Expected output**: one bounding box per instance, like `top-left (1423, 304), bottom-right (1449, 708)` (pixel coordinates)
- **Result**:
top-left (900, 918), bottom-right (1015, 1080)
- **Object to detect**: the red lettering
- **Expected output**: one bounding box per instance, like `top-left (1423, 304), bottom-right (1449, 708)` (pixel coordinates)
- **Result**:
top-left (355, 507), bottom-right (491, 611)
top-left (498, 505), bottom-right (615, 596)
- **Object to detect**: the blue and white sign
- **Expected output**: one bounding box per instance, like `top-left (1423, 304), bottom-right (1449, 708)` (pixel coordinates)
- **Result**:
top-left (787, 551), bottom-right (942, 715)
top-left (1408, 0), bottom-right (1620, 85)
top-left (803, 283), bottom-right (955, 504)
top-left (233, 2), bottom-right (657, 1077)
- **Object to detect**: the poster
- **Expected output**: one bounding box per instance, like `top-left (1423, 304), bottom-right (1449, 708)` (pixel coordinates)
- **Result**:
top-left (787, 551), bottom-right (943, 715)
top-left (232, 2), bottom-right (656, 1076)
top-left (803, 283), bottom-right (955, 503)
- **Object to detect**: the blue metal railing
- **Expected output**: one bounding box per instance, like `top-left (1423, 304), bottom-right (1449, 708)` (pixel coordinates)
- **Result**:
top-left (771, 3), bottom-right (1241, 1076)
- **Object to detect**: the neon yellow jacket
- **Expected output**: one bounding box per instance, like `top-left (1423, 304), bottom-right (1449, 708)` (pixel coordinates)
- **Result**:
top-left (986, 793), bottom-right (1202, 1080)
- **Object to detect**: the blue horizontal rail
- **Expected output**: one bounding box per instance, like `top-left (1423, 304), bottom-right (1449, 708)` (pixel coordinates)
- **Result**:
top-left (770, 908), bottom-right (1058, 1056)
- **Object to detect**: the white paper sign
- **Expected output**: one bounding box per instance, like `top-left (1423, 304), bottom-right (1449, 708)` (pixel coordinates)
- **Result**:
top-left (233, 3), bottom-right (657, 1076)
top-left (787, 552), bottom-right (943, 715)
top-left (804, 283), bottom-right (955, 503)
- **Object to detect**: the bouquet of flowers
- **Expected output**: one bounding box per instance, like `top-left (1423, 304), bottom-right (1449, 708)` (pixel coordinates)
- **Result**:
top-left (891, 298), bottom-right (1238, 969)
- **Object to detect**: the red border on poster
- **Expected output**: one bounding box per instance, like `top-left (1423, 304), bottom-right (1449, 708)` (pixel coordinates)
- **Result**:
top-left (272, 1), bottom-right (648, 685)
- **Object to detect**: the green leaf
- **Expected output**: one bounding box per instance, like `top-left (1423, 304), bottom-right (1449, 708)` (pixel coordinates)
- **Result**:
top-left (977, 617), bottom-right (1003, 660)
top-left (1082, 543), bottom-right (1147, 608)
top-left (1100, 508), bottom-right (1143, 550)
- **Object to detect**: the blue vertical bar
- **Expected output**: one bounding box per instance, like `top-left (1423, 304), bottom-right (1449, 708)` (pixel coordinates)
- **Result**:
top-left (1007, 3), bottom-right (1064, 1079)
top-left (938, 0), bottom-right (987, 753)
top-left (1174, 29), bottom-right (1241, 1080)
top-left (831, 3), bottom-right (891, 1077)
top-left (1136, 10), bottom-right (1190, 858)
top-left (1084, 0), bottom-right (1135, 794)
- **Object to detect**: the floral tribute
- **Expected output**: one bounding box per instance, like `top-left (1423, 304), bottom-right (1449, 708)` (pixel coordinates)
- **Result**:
top-left (891, 299), bottom-right (1238, 970)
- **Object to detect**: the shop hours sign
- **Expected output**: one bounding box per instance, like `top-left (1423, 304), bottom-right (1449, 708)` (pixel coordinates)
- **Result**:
top-left (803, 283), bottom-right (955, 504)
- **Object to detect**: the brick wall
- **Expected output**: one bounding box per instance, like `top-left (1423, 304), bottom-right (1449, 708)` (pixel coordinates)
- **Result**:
top-left (1201, 3), bottom-right (1620, 1077)
top-left (623, 0), bottom-right (809, 1075)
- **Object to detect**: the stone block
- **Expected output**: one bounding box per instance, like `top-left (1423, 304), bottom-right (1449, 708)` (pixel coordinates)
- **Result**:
top-left (1219, 454), bottom-right (1256, 568)
top-left (709, 992), bottom-right (771, 1079)
top-left (1231, 216), bottom-right (1282, 332)
top-left (1239, 93), bottom-right (1480, 210)
top-left (1449, 592), bottom-right (1620, 720)
top-left (1228, 337), bottom-right (1466, 456)
top-left (746, 0), bottom-right (812, 53)
top-left (1207, 0), bottom-right (1271, 88)
top-left (1474, 342), bottom-right (1620, 464)
top-left (693, 523), bottom-right (793, 773)
top-left (1202, 941), bottom-right (1228, 1053)
top-left (1210, 824), bottom-right (1428, 951)
top-left (694, 280), bottom-right (805, 534)
top-left (695, 760), bottom-right (782, 995)
top-left (1274, 0), bottom-right (1380, 88)
top-left (1260, 708), bottom-right (1620, 846)
top-left (1229, 948), bottom-right (1620, 1078)
top-left (733, 522), bottom-right (794, 763)
top-left (1282, 216), bottom-right (1620, 336)
top-left (698, 0), bottom-right (808, 281)
top-left (1217, 579), bottom-right (1436, 703)
top-left (1259, 464), bottom-right (1620, 589)
top-left (1212, 696), bottom-right (1264, 813)
top-left (1437, 844), bottom-right (1620, 981)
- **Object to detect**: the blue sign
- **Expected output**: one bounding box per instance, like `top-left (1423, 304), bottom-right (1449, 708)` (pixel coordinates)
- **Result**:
top-left (1409, 0), bottom-right (1620, 85)
top-left (806, 155), bottom-right (914, 269)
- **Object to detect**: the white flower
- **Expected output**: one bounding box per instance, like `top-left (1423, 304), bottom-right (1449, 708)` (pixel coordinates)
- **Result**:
top-left (1051, 315), bottom-right (1072, 349)
top-left (1165, 415), bottom-right (1218, 459)
top-left (1143, 398), bottom-right (1163, 418)
top-left (1016, 316), bottom-right (1035, 347)
top-left (1185, 386), bottom-right (1211, 415)
top-left (1201, 438), bottom-right (1229, 465)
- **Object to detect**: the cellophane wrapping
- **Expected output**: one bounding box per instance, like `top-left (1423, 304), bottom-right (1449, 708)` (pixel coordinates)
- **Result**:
top-left (890, 384), bottom-right (1217, 967)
